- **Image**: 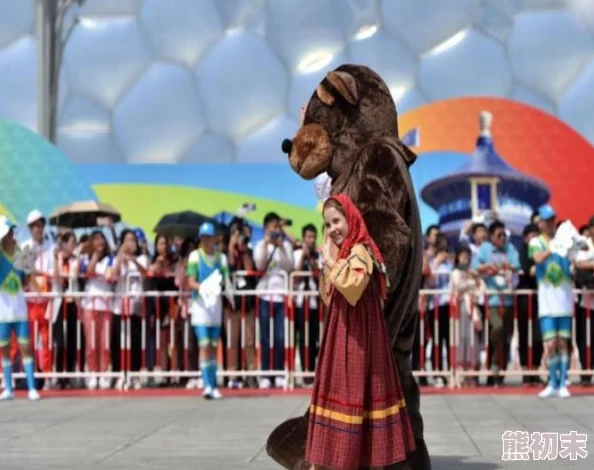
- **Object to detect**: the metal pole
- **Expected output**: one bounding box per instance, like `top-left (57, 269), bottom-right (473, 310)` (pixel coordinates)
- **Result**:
top-left (36, 0), bottom-right (50, 139)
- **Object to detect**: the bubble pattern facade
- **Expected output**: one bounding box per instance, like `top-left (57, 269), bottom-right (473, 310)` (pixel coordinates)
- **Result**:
top-left (0, 0), bottom-right (593, 164)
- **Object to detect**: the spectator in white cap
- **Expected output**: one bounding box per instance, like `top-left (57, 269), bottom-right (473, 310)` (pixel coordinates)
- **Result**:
top-left (21, 209), bottom-right (55, 386)
top-left (0, 216), bottom-right (40, 401)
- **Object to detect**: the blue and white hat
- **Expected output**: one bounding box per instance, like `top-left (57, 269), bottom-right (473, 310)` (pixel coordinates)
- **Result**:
top-left (198, 221), bottom-right (216, 237)
top-left (538, 204), bottom-right (556, 221)
top-left (0, 215), bottom-right (16, 241)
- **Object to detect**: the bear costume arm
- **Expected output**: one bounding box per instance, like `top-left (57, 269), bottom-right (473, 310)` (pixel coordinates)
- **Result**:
top-left (343, 141), bottom-right (412, 294)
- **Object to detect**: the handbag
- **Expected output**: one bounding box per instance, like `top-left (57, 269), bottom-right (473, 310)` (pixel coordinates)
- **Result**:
top-left (575, 268), bottom-right (594, 289)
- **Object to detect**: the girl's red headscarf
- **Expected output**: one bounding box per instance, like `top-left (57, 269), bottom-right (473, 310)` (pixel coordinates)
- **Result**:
top-left (325, 194), bottom-right (388, 299)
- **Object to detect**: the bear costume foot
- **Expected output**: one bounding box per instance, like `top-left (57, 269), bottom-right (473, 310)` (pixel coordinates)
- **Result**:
top-left (266, 416), bottom-right (310, 470)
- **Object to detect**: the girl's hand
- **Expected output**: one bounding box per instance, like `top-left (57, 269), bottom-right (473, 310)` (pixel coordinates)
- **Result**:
top-left (322, 236), bottom-right (337, 268)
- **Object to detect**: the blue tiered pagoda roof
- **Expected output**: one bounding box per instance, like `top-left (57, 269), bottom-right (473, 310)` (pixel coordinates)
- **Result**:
top-left (421, 112), bottom-right (550, 236)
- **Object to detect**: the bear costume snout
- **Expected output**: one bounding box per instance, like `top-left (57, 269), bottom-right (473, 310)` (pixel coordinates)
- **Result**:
top-left (287, 123), bottom-right (332, 180)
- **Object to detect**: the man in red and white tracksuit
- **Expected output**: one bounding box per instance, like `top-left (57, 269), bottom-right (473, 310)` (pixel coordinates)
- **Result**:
top-left (20, 210), bottom-right (55, 383)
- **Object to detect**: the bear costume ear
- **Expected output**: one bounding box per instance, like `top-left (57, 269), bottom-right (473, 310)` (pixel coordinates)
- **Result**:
top-left (326, 70), bottom-right (359, 105)
top-left (315, 84), bottom-right (335, 106)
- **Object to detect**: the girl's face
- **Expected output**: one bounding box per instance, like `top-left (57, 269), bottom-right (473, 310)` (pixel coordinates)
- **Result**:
top-left (63, 236), bottom-right (76, 256)
top-left (92, 234), bottom-right (106, 252)
top-left (323, 206), bottom-right (349, 247)
top-left (123, 232), bottom-right (137, 254)
top-left (156, 236), bottom-right (168, 255)
top-left (458, 251), bottom-right (470, 267)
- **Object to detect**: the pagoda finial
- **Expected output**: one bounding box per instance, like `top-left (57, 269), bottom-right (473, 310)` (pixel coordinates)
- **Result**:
top-left (479, 110), bottom-right (493, 137)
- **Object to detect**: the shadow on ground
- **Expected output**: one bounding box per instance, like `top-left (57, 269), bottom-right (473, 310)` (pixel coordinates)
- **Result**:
top-left (431, 455), bottom-right (501, 470)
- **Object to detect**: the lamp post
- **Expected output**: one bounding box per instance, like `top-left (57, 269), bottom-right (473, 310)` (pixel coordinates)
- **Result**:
top-left (35, 0), bottom-right (84, 142)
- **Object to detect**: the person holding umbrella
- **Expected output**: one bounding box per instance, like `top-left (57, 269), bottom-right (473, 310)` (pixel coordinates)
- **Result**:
top-left (0, 216), bottom-right (40, 401)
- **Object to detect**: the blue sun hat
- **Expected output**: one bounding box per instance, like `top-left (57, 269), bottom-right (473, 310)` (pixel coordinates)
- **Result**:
top-left (199, 221), bottom-right (215, 237)
top-left (538, 204), bottom-right (556, 221)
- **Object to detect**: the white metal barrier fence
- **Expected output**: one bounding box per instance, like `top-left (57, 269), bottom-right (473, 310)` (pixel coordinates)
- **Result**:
top-left (5, 271), bottom-right (593, 390)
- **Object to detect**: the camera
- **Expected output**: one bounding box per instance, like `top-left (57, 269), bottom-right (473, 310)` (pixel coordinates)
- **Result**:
top-left (271, 231), bottom-right (282, 241)
top-left (309, 247), bottom-right (318, 258)
top-left (240, 234), bottom-right (250, 246)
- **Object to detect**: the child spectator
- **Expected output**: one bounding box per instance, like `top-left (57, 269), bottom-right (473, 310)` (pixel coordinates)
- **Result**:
top-left (450, 246), bottom-right (484, 386)
top-left (187, 222), bottom-right (230, 400)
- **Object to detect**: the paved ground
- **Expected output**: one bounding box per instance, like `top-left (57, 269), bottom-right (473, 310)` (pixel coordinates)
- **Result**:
top-left (0, 391), bottom-right (593, 469)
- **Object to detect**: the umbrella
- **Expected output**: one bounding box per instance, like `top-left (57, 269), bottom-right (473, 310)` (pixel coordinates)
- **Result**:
top-left (48, 201), bottom-right (121, 228)
top-left (153, 210), bottom-right (222, 239)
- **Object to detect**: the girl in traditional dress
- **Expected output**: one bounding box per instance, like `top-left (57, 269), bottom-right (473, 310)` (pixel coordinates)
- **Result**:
top-left (306, 194), bottom-right (415, 470)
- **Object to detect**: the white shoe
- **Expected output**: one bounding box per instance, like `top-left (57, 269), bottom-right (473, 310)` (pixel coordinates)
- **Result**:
top-left (538, 384), bottom-right (557, 398)
top-left (228, 380), bottom-right (242, 390)
top-left (211, 388), bottom-right (223, 400)
top-left (99, 377), bottom-right (112, 390)
top-left (259, 378), bottom-right (271, 390)
top-left (87, 377), bottom-right (98, 390)
top-left (202, 386), bottom-right (213, 399)
top-left (558, 386), bottom-right (571, 399)
top-left (274, 377), bottom-right (286, 389)
top-left (28, 389), bottom-right (40, 401)
top-left (132, 378), bottom-right (142, 390)
top-left (186, 378), bottom-right (199, 390)
top-left (433, 377), bottom-right (445, 389)
top-left (153, 368), bottom-right (164, 386)
top-left (0, 389), bottom-right (14, 401)
top-left (115, 377), bottom-right (126, 391)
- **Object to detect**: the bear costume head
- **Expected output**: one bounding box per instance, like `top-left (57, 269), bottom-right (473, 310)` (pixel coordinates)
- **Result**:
top-left (284, 64), bottom-right (416, 183)
top-left (269, 64), bottom-right (430, 470)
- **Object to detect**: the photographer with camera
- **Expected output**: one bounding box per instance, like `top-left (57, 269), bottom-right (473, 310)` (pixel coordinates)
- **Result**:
top-left (227, 217), bottom-right (257, 388)
top-left (253, 212), bottom-right (294, 389)
top-left (293, 224), bottom-right (321, 383)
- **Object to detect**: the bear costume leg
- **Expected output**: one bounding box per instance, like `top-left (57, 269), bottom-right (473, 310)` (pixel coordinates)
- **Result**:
top-left (266, 348), bottom-right (431, 470)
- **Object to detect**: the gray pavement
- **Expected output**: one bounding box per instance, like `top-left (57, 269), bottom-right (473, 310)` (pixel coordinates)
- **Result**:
top-left (0, 393), bottom-right (593, 469)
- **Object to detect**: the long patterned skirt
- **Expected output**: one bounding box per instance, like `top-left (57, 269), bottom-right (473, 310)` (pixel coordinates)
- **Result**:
top-left (306, 286), bottom-right (416, 469)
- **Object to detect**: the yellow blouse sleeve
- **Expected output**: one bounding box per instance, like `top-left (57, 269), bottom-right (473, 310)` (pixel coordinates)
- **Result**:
top-left (328, 244), bottom-right (373, 306)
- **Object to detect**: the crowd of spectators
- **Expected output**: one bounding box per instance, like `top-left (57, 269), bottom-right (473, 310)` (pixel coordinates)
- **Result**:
top-left (7, 205), bottom-right (594, 393)
top-left (8, 208), bottom-right (322, 392)
top-left (415, 210), bottom-right (594, 391)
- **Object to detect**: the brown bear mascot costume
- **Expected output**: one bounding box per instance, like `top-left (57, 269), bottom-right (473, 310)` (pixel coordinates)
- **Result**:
top-left (267, 64), bottom-right (431, 470)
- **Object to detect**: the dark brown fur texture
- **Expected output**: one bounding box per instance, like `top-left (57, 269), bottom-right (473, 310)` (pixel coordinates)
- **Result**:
top-left (269, 64), bottom-right (431, 470)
